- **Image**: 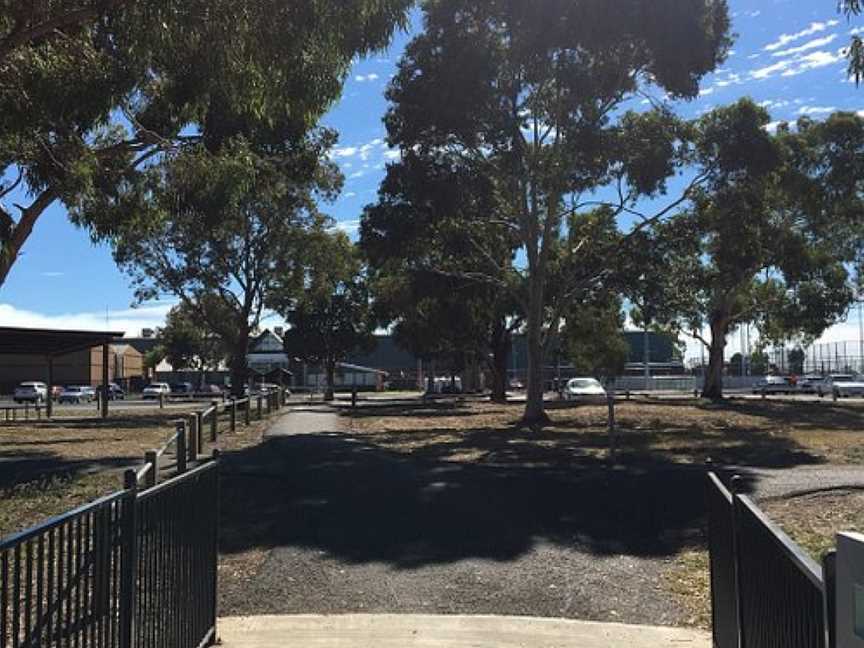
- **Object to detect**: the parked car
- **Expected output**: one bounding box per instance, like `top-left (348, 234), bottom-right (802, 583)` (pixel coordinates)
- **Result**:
top-left (200, 383), bottom-right (227, 397)
top-left (50, 385), bottom-right (64, 399)
top-left (564, 377), bottom-right (607, 401)
top-left (13, 381), bottom-right (48, 403)
top-left (142, 382), bottom-right (171, 399)
top-left (819, 374), bottom-right (864, 398)
top-left (797, 375), bottom-right (823, 394)
top-left (58, 385), bottom-right (94, 404)
top-left (81, 385), bottom-right (97, 401)
top-left (98, 383), bottom-right (126, 400)
top-left (170, 382), bottom-right (194, 396)
top-left (508, 379), bottom-right (525, 390)
top-left (752, 376), bottom-right (793, 395)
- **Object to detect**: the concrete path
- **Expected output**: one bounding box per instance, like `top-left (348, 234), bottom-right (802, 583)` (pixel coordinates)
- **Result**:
top-left (264, 404), bottom-right (342, 438)
top-left (218, 614), bottom-right (711, 648)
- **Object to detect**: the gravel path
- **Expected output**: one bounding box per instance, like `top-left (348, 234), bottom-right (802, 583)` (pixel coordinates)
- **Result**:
top-left (220, 406), bottom-right (700, 626)
top-left (219, 405), bottom-right (864, 626)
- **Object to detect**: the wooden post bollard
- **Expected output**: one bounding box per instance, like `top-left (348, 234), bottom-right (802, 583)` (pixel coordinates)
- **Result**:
top-left (145, 450), bottom-right (158, 488)
top-left (244, 398), bottom-right (251, 426)
top-left (230, 399), bottom-right (237, 432)
top-left (188, 416), bottom-right (198, 463)
top-left (159, 392), bottom-right (165, 409)
top-left (351, 387), bottom-right (358, 409)
top-left (257, 395), bottom-right (263, 420)
top-left (625, 390), bottom-right (630, 401)
top-left (607, 391), bottom-right (616, 463)
top-left (210, 401), bottom-right (219, 441)
top-left (176, 420), bottom-right (187, 473)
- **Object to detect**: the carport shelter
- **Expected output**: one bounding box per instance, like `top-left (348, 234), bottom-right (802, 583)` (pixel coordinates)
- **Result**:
top-left (0, 326), bottom-right (125, 418)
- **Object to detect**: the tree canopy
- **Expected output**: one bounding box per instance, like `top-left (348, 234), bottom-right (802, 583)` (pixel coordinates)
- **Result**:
top-left (383, 0), bottom-right (731, 424)
top-left (0, 0), bottom-right (411, 286)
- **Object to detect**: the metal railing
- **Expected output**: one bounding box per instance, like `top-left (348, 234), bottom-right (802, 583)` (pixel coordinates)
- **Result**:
top-left (707, 472), bottom-right (835, 648)
top-left (0, 458), bottom-right (219, 648)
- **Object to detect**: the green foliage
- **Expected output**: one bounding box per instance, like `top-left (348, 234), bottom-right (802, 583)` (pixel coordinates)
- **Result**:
top-left (383, 0), bottom-right (731, 421)
top-left (840, 0), bottom-right (864, 84)
top-left (564, 299), bottom-right (629, 380)
top-left (161, 303), bottom-right (226, 374)
top-left (276, 231), bottom-right (376, 398)
top-left (673, 100), bottom-right (864, 397)
top-left (0, 0), bottom-right (411, 286)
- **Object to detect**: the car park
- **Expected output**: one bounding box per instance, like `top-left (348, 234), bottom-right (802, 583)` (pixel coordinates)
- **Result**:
top-left (13, 381), bottom-right (48, 403)
top-left (819, 374), bottom-right (864, 398)
top-left (99, 383), bottom-right (125, 400)
top-left (797, 375), bottom-right (823, 394)
top-left (752, 376), bottom-right (793, 395)
top-left (142, 382), bottom-right (171, 399)
top-left (564, 377), bottom-right (607, 401)
top-left (58, 385), bottom-right (94, 404)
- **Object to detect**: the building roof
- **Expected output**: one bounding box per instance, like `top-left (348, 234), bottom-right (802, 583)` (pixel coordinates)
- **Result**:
top-left (0, 327), bottom-right (125, 357)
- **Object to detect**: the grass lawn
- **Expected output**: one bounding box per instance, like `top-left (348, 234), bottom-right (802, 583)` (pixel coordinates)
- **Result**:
top-left (0, 406), bottom-right (270, 539)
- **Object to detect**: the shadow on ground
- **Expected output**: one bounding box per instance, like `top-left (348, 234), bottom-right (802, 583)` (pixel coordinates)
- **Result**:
top-left (219, 418), bottom-right (820, 569)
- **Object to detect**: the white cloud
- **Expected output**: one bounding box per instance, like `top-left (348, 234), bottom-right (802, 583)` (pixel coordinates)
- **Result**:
top-left (348, 171), bottom-right (365, 179)
top-left (763, 20), bottom-right (839, 52)
top-left (771, 34), bottom-right (838, 58)
top-left (40, 271), bottom-right (64, 278)
top-left (746, 11), bottom-right (761, 18)
top-left (797, 105), bottom-right (836, 115)
top-left (750, 48), bottom-right (845, 80)
top-left (764, 121), bottom-right (783, 134)
top-left (699, 87), bottom-right (715, 97)
top-left (0, 303), bottom-right (174, 337)
top-left (354, 73), bottom-right (380, 83)
top-left (332, 219), bottom-right (360, 235)
top-left (331, 146), bottom-right (358, 159)
top-left (343, 191), bottom-right (357, 198)
top-left (383, 149), bottom-right (401, 160)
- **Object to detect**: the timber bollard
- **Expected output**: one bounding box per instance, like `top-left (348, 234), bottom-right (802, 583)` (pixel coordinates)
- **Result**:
top-left (257, 395), bottom-right (263, 420)
top-left (351, 387), bottom-right (358, 409)
top-left (265, 391), bottom-right (272, 415)
top-left (176, 420), bottom-right (187, 473)
top-left (210, 400), bottom-right (219, 441)
top-left (607, 390), bottom-right (616, 462)
top-left (244, 398), bottom-right (251, 426)
top-left (159, 392), bottom-right (165, 409)
top-left (230, 399), bottom-right (237, 432)
top-left (188, 416), bottom-right (198, 463)
top-left (145, 449), bottom-right (158, 488)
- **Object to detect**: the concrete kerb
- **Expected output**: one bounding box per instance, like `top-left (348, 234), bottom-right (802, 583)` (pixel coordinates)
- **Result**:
top-left (217, 614), bottom-right (711, 648)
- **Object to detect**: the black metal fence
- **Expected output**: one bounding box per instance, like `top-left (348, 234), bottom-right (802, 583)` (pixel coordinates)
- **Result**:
top-left (0, 460), bottom-right (218, 648)
top-left (707, 472), bottom-right (835, 648)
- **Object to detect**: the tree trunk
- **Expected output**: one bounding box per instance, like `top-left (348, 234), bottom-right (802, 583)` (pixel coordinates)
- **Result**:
top-left (522, 272), bottom-right (549, 426)
top-left (702, 319), bottom-right (728, 400)
top-left (489, 321), bottom-right (509, 403)
top-left (228, 330), bottom-right (250, 398)
top-left (324, 358), bottom-right (336, 402)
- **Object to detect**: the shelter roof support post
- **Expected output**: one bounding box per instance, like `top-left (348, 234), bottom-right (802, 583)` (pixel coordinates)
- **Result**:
top-left (101, 342), bottom-right (109, 419)
top-left (46, 356), bottom-right (54, 418)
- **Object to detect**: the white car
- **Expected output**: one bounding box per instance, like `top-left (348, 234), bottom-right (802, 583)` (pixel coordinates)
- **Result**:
top-left (13, 381), bottom-right (48, 403)
top-left (564, 377), bottom-right (607, 401)
top-left (142, 382), bottom-right (171, 399)
top-left (820, 374), bottom-right (864, 398)
top-left (797, 375), bottom-right (823, 394)
top-left (752, 376), bottom-right (793, 395)
top-left (58, 385), bottom-right (94, 404)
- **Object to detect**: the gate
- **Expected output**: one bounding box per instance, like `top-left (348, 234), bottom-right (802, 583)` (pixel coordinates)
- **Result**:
top-left (707, 472), bottom-right (835, 648)
top-left (0, 460), bottom-right (218, 648)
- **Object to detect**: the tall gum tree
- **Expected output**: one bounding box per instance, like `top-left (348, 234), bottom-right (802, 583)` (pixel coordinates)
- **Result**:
top-left (383, 0), bottom-right (731, 425)
top-left (0, 0), bottom-right (411, 286)
top-left (676, 101), bottom-right (864, 399)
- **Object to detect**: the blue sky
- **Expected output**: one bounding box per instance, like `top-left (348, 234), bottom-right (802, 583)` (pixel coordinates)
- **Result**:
top-left (1, 0), bottom-right (863, 360)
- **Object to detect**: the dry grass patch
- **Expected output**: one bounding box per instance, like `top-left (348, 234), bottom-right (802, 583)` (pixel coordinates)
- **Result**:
top-left (346, 398), bottom-right (864, 466)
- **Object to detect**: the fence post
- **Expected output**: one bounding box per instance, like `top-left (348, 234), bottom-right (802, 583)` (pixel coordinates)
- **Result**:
top-left (159, 391), bottom-right (165, 409)
top-left (244, 398), bottom-right (251, 426)
top-left (606, 390), bottom-right (616, 462)
top-left (210, 401), bottom-right (219, 441)
top-left (196, 411), bottom-right (204, 453)
top-left (257, 395), bottom-right (263, 420)
top-left (145, 449), bottom-right (158, 488)
top-left (823, 550), bottom-right (837, 648)
top-left (729, 475), bottom-right (746, 648)
top-left (230, 398), bottom-right (237, 432)
top-left (188, 415), bottom-right (198, 463)
top-left (118, 470), bottom-right (138, 648)
top-left (176, 420), bottom-right (187, 474)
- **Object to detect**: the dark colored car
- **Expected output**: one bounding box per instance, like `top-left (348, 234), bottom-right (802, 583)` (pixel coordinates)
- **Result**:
top-left (98, 383), bottom-right (126, 400)
top-left (170, 382), bottom-right (194, 396)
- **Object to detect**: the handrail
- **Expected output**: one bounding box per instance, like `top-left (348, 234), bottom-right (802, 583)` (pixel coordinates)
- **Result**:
top-left (135, 462), bottom-right (152, 481)
top-left (136, 458), bottom-right (218, 502)
top-left (156, 430), bottom-right (180, 457)
top-left (0, 489), bottom-right (127, 549)
top-left (708, 471), bottom-right (733, 505)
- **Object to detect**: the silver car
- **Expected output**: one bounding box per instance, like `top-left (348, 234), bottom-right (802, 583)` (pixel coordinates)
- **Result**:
top-left (820, 374), bottom-right (864, 398)
top-left (58, 385), bottom-right (94, 404)
top-left (13, 381), bottom-right (47, 403)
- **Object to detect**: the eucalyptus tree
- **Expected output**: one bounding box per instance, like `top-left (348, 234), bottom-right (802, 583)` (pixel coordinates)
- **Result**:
top-left (361, 152), bottom-right (521, 402)
top-left (85, 139), bottom-right (338, 396)
top-left (840, 0), bottom-right (863, 83)
top-left (675, 102), bottom-right (864, 399)
top-left (0, 0), bottom-right (411, 286)
top-left (161, 303), bottom-right (227, 385)
top-left (275, 230), bottom-right (376, 402)
top-left (383, 0), bottom-right (731, 424)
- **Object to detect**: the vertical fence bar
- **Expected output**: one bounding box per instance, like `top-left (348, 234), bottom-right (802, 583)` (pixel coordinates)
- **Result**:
top-left (244, 399), bottom-right (250, 426)
top-left (256, 396), bottom-right (262, 421)
top-left (229, 399), bottom-right (236, 432)
top-left (823, 551), bottom-right (836, 648)
top-left (118, 471), bottom-right (137, 648)
top-left (210, 402), bottom-right (219, 442)
top-left (145, 450), bottom-right (158, 489)
top-left (188, 416), bottom-right (198, 464)
top-left (177, 421), bottom-right (187, 474)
